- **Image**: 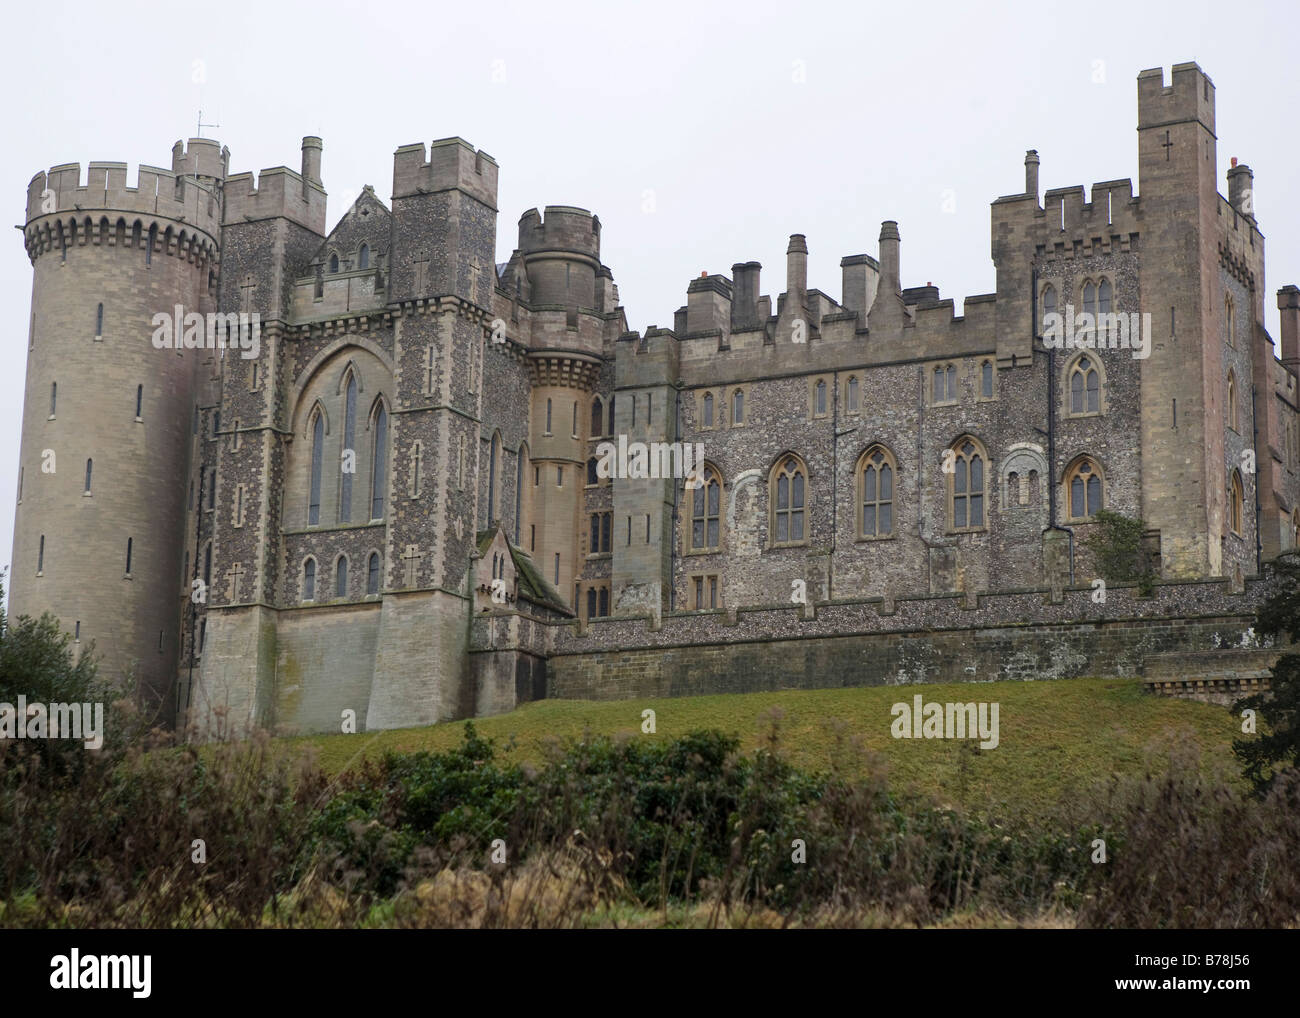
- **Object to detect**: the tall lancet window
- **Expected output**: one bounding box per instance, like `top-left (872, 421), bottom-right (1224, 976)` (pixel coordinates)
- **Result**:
top-left (340, 372), bottom-right (357, 523)
top-left (371, 402), bottom-right (387, 520)
top-left (514, 447), bottom-right (524, 544)
top-left (488, 434), bottom-right (500, 523)
top-left (309, 410), bottom-right (324, 525)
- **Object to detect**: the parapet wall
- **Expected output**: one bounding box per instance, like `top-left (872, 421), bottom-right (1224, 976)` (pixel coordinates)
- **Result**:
top-left (392, 137), bottom-right (498, 208)
top-left (223, 166), bottom-right (327, 233)
top-left (543, 578), bottom-right (1267, 700)
top-left (518, 205), bottom-right (601, 259)
top-left (27, 159), bottom-right (223, 238)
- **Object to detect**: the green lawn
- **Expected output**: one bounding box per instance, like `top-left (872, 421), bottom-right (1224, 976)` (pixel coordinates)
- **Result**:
top-left (289, 677), bottom-right (1244, 820)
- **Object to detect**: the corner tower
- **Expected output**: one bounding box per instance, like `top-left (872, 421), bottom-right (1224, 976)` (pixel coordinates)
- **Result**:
top-left (1136, 62), bottom-right (1225, 578)
top-left (516, 206), bottom-right (606, 608)
top-left (13, 141), bottom-right (225, 720)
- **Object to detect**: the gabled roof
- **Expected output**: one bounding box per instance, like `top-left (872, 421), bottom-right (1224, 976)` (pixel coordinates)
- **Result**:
top-left (476, 527), bottom-right (571, 614)
top-left (317, 184), bottom-right (391, 261)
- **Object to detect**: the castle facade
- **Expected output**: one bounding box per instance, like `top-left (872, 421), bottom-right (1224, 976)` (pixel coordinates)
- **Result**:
top-left (10, 62), bottom-right (1299, 733)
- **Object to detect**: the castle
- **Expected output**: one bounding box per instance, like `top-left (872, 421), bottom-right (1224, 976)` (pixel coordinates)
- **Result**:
top-left (10, 61), bottom-right (1299, 734)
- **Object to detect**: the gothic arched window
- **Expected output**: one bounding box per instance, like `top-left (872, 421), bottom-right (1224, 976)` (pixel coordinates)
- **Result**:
top-left (1065, 457), bottom-right (1104, 521)
top-left (309, 408), bottom-right (325, 525)
top-left (371, 401), bottom-right (387, 519)
top-left (1230, 470), bottom-right (1244, 535)
top-left (339, 371), bottom-right (358, 523)
top-left (335, 556), bottom-right (348, 598)
top-left (1227, 370), bottom-right (1238, 433)
top-left (689, 464), bottom-right (723, 552)
top-left (488, 432), bottom-right (501, 523)
top-left (367, 552), bottom-right (380, 595)
top-left (1068, 355), bottom-right (1101, 415)
top-left (770, 455), bottom-right (807, 546)
top-left (858, 445), bottom-right (895, 538)
top-left (303, 558), bottom-right (316, 601)
top-left (949, 437), bottom-right (987, 531)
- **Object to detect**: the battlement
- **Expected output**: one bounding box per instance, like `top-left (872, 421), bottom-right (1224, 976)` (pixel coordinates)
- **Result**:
top-left (1138, 62), bottom-right (1215, 135)
top-left (27, 158), bottom-right (223, 239)
top-left (223, 165), bottom-right (327, 233)
top-left (993, 175), bottom-right (1140, 257)
top-left (392, 137), bottom-right (498, 208)
top-left (518, 205), bottom-right (601, 260)
top-left (171, 137), bottom-right (228, 181)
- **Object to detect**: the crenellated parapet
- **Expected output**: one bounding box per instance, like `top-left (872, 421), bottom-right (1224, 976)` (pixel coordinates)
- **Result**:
top-left (518, 205), bottom-right (601, 260)
top-left (171, 137), bottom-right (229, 182)
top-left (24, 156), bottom-right (223, 266)
top-left (224, 165), bottom-right (326, 233)
top-left (26, 158), bottom-right (223, 234)
top-left (992, 177), bottom-right (1141, 265)
top-left (392, 136), bottom-right (498, 207)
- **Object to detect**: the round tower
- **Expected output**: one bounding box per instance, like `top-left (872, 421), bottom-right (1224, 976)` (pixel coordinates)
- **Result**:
top-left (11, 141), bottom-right (224, 722)
top-left (516, 207), bottom-right (606, 604)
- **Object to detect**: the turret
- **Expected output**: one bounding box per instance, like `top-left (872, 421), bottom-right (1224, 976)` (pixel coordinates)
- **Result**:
top-left (516, 205), bottom-right (601, 312)
top-left (13, 147), bottom-right (226, 722)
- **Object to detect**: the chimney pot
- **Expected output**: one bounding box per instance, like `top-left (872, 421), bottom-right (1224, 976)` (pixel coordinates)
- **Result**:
top-left (1279, 285), bottom-right (1300, 371)
top-left (1025, 149), bottom-right (1040, 200)
top-left (786, 234), bottom-right (808, 297)
top-left (878, 221), bottom-right (901, 292)
top-left (301, 136), bottom-right (323, 186)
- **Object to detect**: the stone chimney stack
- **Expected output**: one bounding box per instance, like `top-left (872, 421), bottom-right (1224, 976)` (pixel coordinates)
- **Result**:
top-left (1279, 285), bottom-right (1300, 376)
top-left (786, 234), bottom-right (807, 299)
top-left (301, 136), bottom-right (323, 187)
top-left (1025, 149), bottom-right (1040, 200)
top-left (840, 254), bottom-right (879, 321)
top-left (731, 261), bottom-right (761, 329)
top-left (878, 221), bottom-right (901, 295)
top-left (1227, 158), bottom-right (1254, 218)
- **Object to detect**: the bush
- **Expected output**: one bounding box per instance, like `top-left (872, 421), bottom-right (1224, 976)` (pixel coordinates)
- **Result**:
top-left (1088, 510), bottom-right (1155, 594)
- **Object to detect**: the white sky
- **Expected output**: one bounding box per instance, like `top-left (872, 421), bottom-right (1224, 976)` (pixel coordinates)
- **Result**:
top-left (3, 0), bottom-right (1297, 610)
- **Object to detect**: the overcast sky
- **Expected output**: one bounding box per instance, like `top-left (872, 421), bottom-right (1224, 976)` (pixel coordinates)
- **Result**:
top-left (3, 0), bottom-right (1297, 610)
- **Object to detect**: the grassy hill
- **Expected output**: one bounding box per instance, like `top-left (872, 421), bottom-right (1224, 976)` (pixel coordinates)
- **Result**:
top-left (292, 677), bottom-right (1244, 820)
